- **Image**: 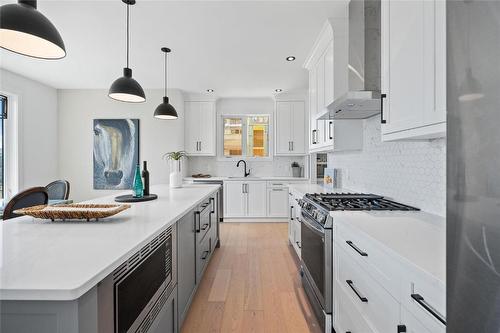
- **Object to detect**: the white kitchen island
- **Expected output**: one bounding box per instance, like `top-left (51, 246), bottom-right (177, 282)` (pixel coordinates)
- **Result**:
top-left (0, 183), bottom-right (221, 333)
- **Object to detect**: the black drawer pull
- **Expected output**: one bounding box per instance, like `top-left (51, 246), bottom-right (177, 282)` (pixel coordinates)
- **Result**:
top-left (381, 93), bottom-right (387, 124)
top-left (397, 325), bottom-right (407, 333)
top-left (201, 250), bottom-right (210, 260)
top-left (201, 223), bottom-right (209, 231)
top-left (346, 240), bottom-right (368, 256)
top-left (346, 280), bottom-right (368, 302)
top-left (411, 294), bottom-right (446, 325)
top-left (296, 241), bottom-right (301, 249)
top-left (195, 212), bottom-right (201, 233)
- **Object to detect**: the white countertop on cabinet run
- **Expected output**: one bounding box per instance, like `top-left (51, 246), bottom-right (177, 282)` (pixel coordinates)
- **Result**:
top-left (333, 211), bottom-right (446, 283)
top-left (185, 176), bottom-right (309, 182)
top-left (0, 184), bottom-right (220, 301)
top-left (288, 183), bottom-right (446, 283)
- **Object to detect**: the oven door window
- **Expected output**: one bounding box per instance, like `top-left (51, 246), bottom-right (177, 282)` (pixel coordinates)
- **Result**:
top-left (115, 240), bottom-right (170, 333)
top-left (301, 220), bottom-right (325, 298)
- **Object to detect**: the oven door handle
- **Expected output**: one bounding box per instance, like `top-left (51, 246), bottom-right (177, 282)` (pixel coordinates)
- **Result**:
top-left (301, 215), bottom-right (324, 236)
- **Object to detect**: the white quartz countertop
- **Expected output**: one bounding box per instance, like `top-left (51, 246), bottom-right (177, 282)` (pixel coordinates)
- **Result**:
top-left (0, 184), bottom-right (220, 301)
top-left (288, 183), bottom-right (445, 282)
top-left (333, 211), bottom-right (446, 283)
top-left (185, 176), bottom-right (309, 182)
top-left (289, 183), bottom-right (351, 196)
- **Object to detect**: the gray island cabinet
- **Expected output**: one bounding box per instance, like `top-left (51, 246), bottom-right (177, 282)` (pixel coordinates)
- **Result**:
top-left (0, 184), bottom-right (221, 333)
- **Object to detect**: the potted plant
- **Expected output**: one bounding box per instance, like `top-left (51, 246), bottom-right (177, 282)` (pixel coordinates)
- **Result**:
top-left (163, 151), bottom-right (187, 188)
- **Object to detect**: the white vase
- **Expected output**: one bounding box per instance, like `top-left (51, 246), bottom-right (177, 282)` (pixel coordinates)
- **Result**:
top-left (169, 159), bottom-right (183, 188)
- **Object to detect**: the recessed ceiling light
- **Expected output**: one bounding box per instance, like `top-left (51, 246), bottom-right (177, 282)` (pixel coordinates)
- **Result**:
top-left (275, 89), bottom-right (283, 93)
top-left (286, 56), bottom-right (296, 61)
top-left (207, 89), bottom-right (214, 93)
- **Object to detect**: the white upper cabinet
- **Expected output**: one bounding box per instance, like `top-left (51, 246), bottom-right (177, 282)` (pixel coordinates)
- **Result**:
top-left (184, 101), bottom-right (216, 156)
top-left (381, 0), bottom-right (446, 141)
top-left (275, 101), bottom-right (306, 155)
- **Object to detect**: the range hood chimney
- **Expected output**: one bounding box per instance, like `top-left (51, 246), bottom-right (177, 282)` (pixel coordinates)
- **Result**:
top-left (324, 0), bottom-right (381, 120)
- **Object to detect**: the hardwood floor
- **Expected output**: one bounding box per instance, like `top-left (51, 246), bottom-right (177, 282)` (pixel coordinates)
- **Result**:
top-left (181, 223), bottom-right (322, 333)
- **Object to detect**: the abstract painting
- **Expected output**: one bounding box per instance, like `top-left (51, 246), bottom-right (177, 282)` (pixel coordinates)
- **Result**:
top-left (93, 119), bottom-right (139, 190)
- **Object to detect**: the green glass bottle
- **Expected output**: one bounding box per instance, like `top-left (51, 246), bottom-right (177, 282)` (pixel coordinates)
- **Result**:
top-left (133, 163), bottom-right (144, 198)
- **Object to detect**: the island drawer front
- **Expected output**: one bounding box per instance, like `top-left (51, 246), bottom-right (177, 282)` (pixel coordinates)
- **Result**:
top-left (336, 222), bottom-right (401, 298)
top-left (196, 204), bottom-right (212, 244)
top-left (400, 264), bottom-right (446, 332)
top-left (336, 245), bottom-right (400, 333)
top-left (196, 234), bottom-right (212, 283)
top-left (334, 279), bottom-right (375, 333)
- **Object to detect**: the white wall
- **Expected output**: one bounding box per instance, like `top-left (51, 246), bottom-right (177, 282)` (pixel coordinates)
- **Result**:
top-left (57, 89), bottom-right (184, 201)
top-left (0, 69), bottom-right (59, 197)
top-left (328, 117), bottom-right (446, 216)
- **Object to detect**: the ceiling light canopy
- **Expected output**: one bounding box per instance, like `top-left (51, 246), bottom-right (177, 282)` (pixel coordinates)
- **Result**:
top-left (286, 56), bottom-right (296, 61)
top-left (207, 89), bottom-right (214, 93)
top-left (0, 0), bottom-right (66, 59)
top-left (108, 0), bottom-right (145, 103)
top-left (154, 47), bottom-right (178, 120)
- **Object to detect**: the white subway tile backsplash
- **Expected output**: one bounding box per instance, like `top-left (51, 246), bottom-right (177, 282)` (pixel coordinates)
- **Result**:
top-left (328, 117), bottom-right (446, 216)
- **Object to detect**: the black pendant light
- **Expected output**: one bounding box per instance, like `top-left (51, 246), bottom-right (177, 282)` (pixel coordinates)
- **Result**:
top-left (0, 0), bottom-right (66, 59)
top-left (108, 0), bottom-right (145, 103)
top-left (154, 47), bottom-right (178, 119)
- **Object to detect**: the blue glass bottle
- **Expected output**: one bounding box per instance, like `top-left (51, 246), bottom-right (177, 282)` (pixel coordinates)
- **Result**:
top-left (133, 164), bottom-right (144, 198)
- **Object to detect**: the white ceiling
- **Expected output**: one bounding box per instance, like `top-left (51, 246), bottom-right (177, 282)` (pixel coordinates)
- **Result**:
top-left (0, 0), bottom-right (347, 97)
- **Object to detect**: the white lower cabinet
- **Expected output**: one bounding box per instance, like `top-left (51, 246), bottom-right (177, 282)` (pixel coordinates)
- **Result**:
top-left (267, 187), bottom-right (289, 217)
top-left (333, 222), bottom-right (446, 333)
top-left (288, 190), bottom-right (302, 258)
top-left (223, 181), bottom-right (266, 218)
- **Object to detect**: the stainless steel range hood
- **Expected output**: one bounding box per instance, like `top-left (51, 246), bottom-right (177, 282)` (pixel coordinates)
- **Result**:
top-left (321, 0), bottom-right (381, 120)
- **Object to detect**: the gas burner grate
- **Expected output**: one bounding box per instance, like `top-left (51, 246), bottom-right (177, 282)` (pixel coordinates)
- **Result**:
top-left (304, 193), bottom-right (419, 211)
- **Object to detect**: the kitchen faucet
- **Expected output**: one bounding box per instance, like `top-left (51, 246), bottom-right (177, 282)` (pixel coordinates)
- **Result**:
top-left (236, 160), bottom-right (251, 177)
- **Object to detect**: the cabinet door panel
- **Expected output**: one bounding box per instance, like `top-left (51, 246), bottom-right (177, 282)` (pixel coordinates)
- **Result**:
top-left (324, 41), bottom-right (335, 107)
top-left (247, 181), bottom-right (267, 217)
top-left (199, 102), bottom-right (216, 155)
top-left (177, 213), bottom-right (196, 325)
top-left (224, 182), bottom-right (246, 217)
top-left (184, 102), bottom-right (200, 154)
top-left (267, 188), bottom-right (288, 217)
top-left (382, 0), bottom-right (426, 134)
top-left (275, 102), bottom-right (293, 155)
top-left (291, 101), bottom-right (306, 154)
top-left (316, 55), bottom-right (325, 113)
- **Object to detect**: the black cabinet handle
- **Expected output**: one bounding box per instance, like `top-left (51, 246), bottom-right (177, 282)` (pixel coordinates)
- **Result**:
top-left (312, 130), bottom-right (317, 144)
top-left (195, 212), bottom-right (201, 233)
top-left (201, 250), bottom-right (209, 260)
top-left (290, 206), bottom-right (294, 220)
top-left (296, 241), bottom-right (301, 249)
top-left (411, 294), bottom-right (446, 325)
top-left (397, 325), bottom-right (407, 333)
top-left (346, 280), bottom-right (368, 302)
top-left (201, 223), bottom-right (209, 231)
top-left (329, 121), bottom-right (333, 140)
top-left (381, 93), bottom-right (387, 124)
top-left (210, 197), bottom-right (215, 213)
top-left (346, 240), bottom-right (368, 257)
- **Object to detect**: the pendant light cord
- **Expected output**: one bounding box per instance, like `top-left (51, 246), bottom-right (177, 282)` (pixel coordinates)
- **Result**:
top-left (164, 51), bottom-right (168, 97)
top-left (126, 3), bottom-right (130, 68)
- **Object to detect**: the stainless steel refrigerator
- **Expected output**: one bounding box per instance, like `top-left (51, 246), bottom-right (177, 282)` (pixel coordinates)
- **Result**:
top-left (447, 1), bottom-right (500, 332)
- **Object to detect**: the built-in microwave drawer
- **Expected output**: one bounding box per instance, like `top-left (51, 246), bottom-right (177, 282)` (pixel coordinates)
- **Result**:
top-left (196, 234), bottom-right (212, 283)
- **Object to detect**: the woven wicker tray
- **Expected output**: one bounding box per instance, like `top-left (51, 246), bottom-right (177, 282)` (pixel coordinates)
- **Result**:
top-left (14, 203), bottom-right (131, 221)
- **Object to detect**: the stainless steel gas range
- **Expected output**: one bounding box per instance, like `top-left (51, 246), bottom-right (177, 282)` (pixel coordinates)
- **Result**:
top-left (298, 192), bottom-right (419, 332)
